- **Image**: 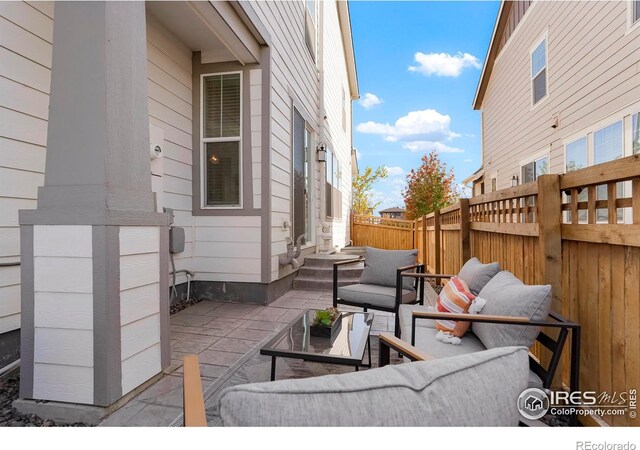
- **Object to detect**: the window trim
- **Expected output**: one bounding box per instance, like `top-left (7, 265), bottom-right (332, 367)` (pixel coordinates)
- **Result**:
top-left (627, 0), bottom-right (640, 34)
top-left (199, 71), bottom-right (243, 210)
top-left (530, 32), bottom-right (548, 109)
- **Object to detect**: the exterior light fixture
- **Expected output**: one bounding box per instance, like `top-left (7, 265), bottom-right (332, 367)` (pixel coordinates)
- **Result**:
top-left (511, 175), bottom-right (519, 187)
top-left (317, 144), bottom-right (326, 162)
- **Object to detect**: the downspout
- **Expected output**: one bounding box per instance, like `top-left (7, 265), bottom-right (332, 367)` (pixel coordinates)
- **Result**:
top-left (316, 0), bottom-right (326, 255)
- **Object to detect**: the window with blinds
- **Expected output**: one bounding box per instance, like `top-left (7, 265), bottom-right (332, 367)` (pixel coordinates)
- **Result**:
top-left (565, 137), bottom-right (587, 172)
top-left (594, 121), bottom-right (623, 164)
top-left (202, 73), bottom-right (242, 207)
top-left (305, 0), bottom-right (316, 59)
top-left (531, 38), bottom-right (547, 105)
top-left (633, 0), bottom-right (640, 24)
top-left (633, 113), bottom-right (640, 154)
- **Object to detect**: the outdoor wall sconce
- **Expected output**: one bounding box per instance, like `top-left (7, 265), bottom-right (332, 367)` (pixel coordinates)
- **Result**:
top-left (317, 144), bottom-right (326, 162)
top-left (511, 175), bottom-right (519, 187)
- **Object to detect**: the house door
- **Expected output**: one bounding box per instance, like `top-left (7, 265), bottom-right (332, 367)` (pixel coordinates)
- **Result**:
top-left (292, 108), bottom-right (308, 244)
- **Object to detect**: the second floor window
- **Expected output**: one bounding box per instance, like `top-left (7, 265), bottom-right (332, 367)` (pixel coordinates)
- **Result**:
top-left (633, 1), bottom-right (640, 25)
top-left (202, 73), bottom-right (242, 208)
top-left (531, 37), bottom-right (547, 105)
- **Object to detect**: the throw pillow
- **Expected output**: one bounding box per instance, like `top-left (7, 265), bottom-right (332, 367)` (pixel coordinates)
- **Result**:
top-left (472, 270), bottom-right (552, 349)
top-left (359, 247), bottom-right (418, 290)
top-left (435, 276), bottom-right (487, 345)
top-left (457, 257), bottom-right (501, 295)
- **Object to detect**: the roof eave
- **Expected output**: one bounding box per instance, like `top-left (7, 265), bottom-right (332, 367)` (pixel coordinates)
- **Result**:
top-left (472, 0), bottom-right (510, 110)
top-left (337, 1), bottom-right (359, 100)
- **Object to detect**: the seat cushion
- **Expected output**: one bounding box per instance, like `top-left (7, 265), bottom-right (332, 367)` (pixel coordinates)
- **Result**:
top-left (398, 304), bottom-right (437, 343)
top-left (219, 346), bottom-right (530, 426)
top-left (337, 283), bottom-right (416, 309)
top-left (411, 326), bottom-right (543, 389)
top-left (473, 270), bottom-right (552, 349)
top-left (457, 257), bottom-right (500, 295)
top-left (359, 247), bottom-right (418, 290)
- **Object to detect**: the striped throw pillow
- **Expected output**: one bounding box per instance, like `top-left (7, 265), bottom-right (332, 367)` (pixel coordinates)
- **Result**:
top-left (435, 276), bottom-right (476, 337)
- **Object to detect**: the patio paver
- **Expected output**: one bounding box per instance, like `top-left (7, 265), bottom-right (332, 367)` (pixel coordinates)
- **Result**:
top-left (99, 289), bottom-right (395, 426)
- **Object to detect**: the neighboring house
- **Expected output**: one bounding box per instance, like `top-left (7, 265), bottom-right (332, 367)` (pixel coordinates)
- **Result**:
top-left (0, 0), bottom-right (357, 411)
top-left (470, 0), bottom-right (640, 203)
top-left (379, 207), bottom-right (406, 219)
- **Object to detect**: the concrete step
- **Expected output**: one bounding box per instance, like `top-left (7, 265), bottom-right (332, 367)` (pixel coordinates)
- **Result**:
top-left (297, 265), bottom-right (364, 279)
top-left (341, 246), bottom-right (367, 257)
top-left (292, 277), bottom-right (360, 290)
top-left (302, 254), bottom-right (363, 268)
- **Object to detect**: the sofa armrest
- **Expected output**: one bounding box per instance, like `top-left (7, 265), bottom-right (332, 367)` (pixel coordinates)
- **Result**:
top-left (333, 258), bottom-right (362, 304)
top-left (378, 332), bottom-right (432, 366)
top-left (401, 273), bottom-right (456, 280)
top-left (183, 355), bottom-right (207, 427)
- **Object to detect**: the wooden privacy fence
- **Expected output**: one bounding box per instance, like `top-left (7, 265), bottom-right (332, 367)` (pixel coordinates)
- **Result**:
top-left (350, 214), bottom-right (415, 250)
top-left (350, 153), bottom-right (640, 426)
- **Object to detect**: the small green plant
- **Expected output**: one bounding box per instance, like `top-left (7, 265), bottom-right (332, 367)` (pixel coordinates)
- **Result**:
top-left (313, 307), bottom-right (339, 327)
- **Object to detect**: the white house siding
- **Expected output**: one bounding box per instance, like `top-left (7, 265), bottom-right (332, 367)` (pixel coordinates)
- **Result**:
top-left (0, 1), bottom-right (52, 335)
top-left (321, 0), bottom-right (353, 248)
top-left (250, 1), bottom-right (321, 282)
top-left (33, 225), bottom-right (94, 404)
top-left (146, 15), bottom-right (194, 287)
top-left (481, 0), bottom-right (640, 190)
top-left (193, 216), bottom-right (262, 283)
top-left (119, 226), bottom-right (161, 395)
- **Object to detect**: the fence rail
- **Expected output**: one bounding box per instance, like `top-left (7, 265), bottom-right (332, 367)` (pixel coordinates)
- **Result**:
top-left (350, 154), bottom-right (640, 427)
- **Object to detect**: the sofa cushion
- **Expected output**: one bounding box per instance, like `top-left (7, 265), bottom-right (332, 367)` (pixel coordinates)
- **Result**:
top-left (338, 283), bottom-right (416, 309)
top-left (473, 271), bottom-right (552, 349)
top-left (219, 346), bottom-right (530, 426)
top-left (411, 326), bottom-right (543, 389)
top-left (398, 304), bottom-right (437, 343)
top-left (359, 247), bottom-right (418, 290)
top-left (457, 257), bottom-right (500, 295)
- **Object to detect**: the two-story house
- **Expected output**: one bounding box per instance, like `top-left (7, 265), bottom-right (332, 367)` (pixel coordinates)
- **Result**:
top-left (468, 0), bottom-right (640, 203)
top-left (0, 0), bottom-right (357, 413)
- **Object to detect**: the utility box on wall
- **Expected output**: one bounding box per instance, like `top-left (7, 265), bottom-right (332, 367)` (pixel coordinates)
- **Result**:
top-left (150, 124), bottom-right (164, 212)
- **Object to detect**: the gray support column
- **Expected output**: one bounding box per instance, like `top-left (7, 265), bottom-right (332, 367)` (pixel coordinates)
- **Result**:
top-left (92, 226), bottom-right (122, 406)
top-left (18, 1), bottom-right (170, 413)
top-left (18, 226), bottom-right (34, 399)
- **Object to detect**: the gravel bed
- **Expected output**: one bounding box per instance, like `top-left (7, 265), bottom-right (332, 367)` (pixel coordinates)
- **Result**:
top-left (170, 296), bottom-right (201, 315)
top-left (0, 373), bottom-right (88, 427)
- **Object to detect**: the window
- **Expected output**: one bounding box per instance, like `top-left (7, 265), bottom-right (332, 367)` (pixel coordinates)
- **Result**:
top-left (325, 149), bottom-right (342, 219)
top-left (293, 109), bottom-right (312, 244)
top-left (491, 177), bottom-right (497, 192)
top-left (632, 1), bottom-right (640, 25)
top-left (305, 0), bottom-right (316, 59)
top-left (565, 137), bottom-right (587, 172)
top-left (594, 121), bottom-right (623, 164)
top-left (202, 73), bottom-right (242, 207)
top-left (632, 113), bottom-right (640, 154)
top-left (521, 155), bottom-right (548, 183)
top-left (531, 37), bottom-right (547, 105)
top-left (342, 88), bottom-right (347, 132)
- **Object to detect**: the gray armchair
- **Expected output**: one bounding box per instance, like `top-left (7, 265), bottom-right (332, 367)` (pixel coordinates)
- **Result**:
top-left (333, 247), bottom-right (424, 338)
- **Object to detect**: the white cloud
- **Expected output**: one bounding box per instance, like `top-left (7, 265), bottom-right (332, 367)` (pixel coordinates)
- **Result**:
top-left (384, 166), bottom-right (405, 177)
top-left (403, 141), bottom-right (464, 153)
top-left (464, 158), bottom-right (473, 163)
top-left (370, 187), bottom-right (406, 215)
top-left (408, 52), bottom-right (481, 77)
top-left (359, 92), bottom-right (384, 110)
top-left (356, 109), bottom-right (458, 143)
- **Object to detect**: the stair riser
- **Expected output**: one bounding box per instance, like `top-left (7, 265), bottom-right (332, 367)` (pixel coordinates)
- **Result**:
top-left (303, 259), bottom-right (363, 268)
top-left (297, 267), bottom-right (363, 278)
top-left (292, 278), bottom-right (359, 290)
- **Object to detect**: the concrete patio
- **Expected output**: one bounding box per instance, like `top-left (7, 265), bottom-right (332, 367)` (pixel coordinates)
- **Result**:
top-left (99, 290), bottom-right (395, 426)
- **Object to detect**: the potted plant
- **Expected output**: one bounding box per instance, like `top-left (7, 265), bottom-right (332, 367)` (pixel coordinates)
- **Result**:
top-left (310, 307), bottom-right (342, 338)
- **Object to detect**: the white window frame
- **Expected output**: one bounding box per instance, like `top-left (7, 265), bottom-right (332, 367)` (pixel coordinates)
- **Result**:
top-left (530, 32), bottom-right (548, 109)
top-left (628, 0), bottom-right (640, 34)
top-left (200, 71), bottom-right (243, 210)
top-left (519, 148), bottom-right (550, 183)
top-left (561, 102), bottom-right (640, 223)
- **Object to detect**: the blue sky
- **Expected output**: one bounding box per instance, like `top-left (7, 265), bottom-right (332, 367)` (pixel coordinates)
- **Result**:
top-left (350, 1), bottom-right (500, 214)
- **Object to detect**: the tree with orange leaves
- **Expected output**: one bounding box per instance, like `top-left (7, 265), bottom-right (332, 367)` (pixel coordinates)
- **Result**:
top-left (403, 151), bottom-right (458, 220)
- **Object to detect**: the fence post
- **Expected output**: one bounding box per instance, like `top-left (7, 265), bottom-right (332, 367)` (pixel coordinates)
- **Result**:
top-left (434, 209), bottom-right (441, 275)
top-left (422, 215), bottom-right (427, 266)
top-left (537, 174), bottom-right (562, 312)
top-left (459, 198), bottom-right (471, 265)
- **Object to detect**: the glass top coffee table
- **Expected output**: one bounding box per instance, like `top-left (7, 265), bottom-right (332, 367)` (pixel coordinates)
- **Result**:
top-left (260, 309), bottom-right (374, 381)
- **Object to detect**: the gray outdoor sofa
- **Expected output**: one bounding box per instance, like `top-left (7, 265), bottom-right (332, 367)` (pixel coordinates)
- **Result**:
top-left (217, 346), bottom-right (530, 426)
